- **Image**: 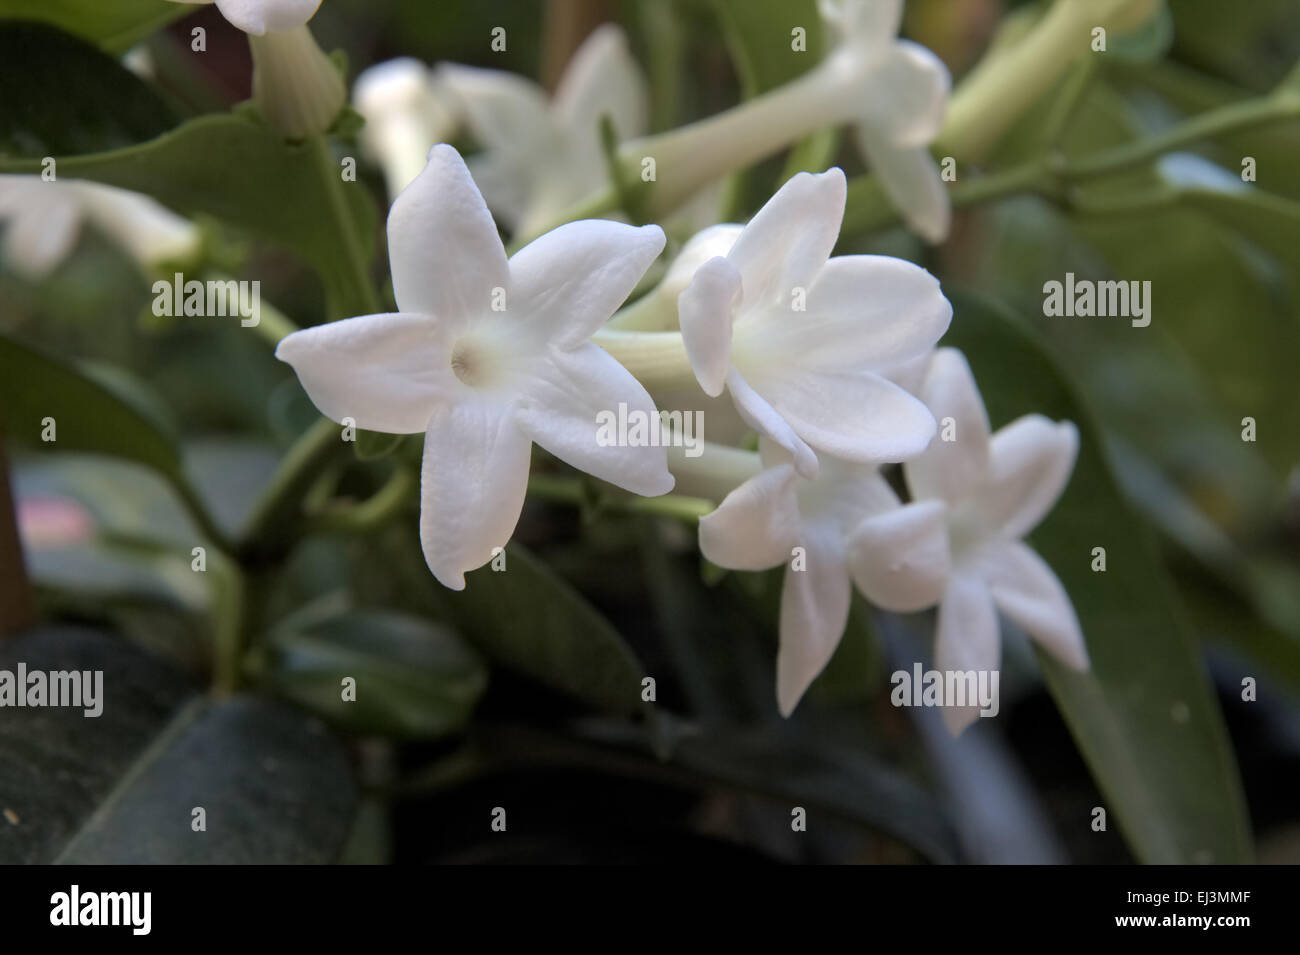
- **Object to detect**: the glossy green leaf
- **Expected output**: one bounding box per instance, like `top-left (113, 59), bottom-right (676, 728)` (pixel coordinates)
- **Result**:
top-left (0, 625), bottom-right (357, 863)
top-left (0, 335), bottom-right (182, 482)
top-left (712, 0), bottom-right (823, 96)
top-left (434, 543), bottom-right (649, 718)
top-left (0, 21), bottom-right (177, 156)
top-left (943, 288), bottom-right (1252, 864)
top-left (264, 608), bottom-right (488, 739)
top-left (0, 113), bottom-right (379, 318)
top-left (0, 0), bottom-right (187, 54)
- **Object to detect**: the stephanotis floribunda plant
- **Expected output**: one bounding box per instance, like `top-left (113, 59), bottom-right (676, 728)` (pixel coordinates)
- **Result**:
top-left (41, 0), bottom-right (1250, 753)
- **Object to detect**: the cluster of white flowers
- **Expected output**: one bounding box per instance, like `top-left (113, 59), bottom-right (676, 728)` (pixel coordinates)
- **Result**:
top-left (0, 0), bottom-right (1089, 729)
top-left (277, 0), bottom-right (1089, 732)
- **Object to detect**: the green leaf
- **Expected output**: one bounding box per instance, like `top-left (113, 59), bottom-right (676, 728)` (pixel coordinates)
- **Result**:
top-left (263, 608), bottom-right (488, 739)
top-left (1176, 185), bottom-right (1300, 262)
top-left (943, 288), bottom-right (1252, 864)
top-left (579, 719), bottom-right (962, 864)
top-left (0, 335), bottom-right (182, 482)
top-left (434, 544), bottom-right (649, 718)
top-left (0, 20), bottom-right (177, 156)
top-left (0, 625), bottom-right (357, 863)
top-left (712, 0), bottom-right (823, 97)
top-left (0, 0), bottom-right (187, 54)
top-left (0, 113), bottom-right (379, 318)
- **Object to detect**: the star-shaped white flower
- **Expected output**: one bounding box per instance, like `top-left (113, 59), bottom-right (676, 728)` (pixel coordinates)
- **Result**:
top-left (276, 145), bottom-right (673, 589)
top-left (819, 0), bottom-right (952, 241)
top-left (167, 0), bottom-right (321, 35)
top-left (678, 167), bottom-right (952, 479)
top-left (699, 440), bottom-right (898, 716)
top-left (847, 348), bottom-right (1088, 733)
top-left (438, 23), bottom-right (647, 237)
top-left (0, 176), bottom-right (198, 279)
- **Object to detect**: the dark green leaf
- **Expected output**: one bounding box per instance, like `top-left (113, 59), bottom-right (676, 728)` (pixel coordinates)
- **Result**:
top-left (0, 21), bottom-right (177, 156)
top-left (0, 113), bottom-right (378, 317)
top-left (943, 288), bottom-right (1252, 864)
top-left (0, 334), bottom-right (183, 484)
top-left (264, 608), bottom-right (487, 739)
top-left (0, 0), bottom-right (187, 54)
top-left (712, 0), bottom-right (823, 97)
top-left (435, 544), bottom-right (649, 718)
top-left (0, 624), bottom-right (357, 863)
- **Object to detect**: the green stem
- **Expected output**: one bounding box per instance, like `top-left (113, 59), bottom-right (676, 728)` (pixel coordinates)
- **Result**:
top-left (208, 548), bottom-right (246, 695)
top-left (308, 135), bottom-right (382, 316)
top-left (843, 90), bottom-right (1300, 236)
top-left (526, 473), bottom-right (714, 523)
top-left (590, 328), bottom-right (697, 389)
top-left (307, 465), bottom-right (415, 533)
top-left (237, 417), bottom-right (346, 557)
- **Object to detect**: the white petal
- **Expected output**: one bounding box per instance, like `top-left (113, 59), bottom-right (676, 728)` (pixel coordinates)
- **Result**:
top-left (978, 540), bottom-right (1088, 670)
top-left (679, 255), bottom-right (741, 397)
top-left (980, 416), bottom-right (1079, 540)
top-left (213, 0), bottom-right (321, 34)
top-left (553, 24), bottom-right (647, 144)
top-left (75, 183), bottom-right (198, 268)
top-left (508, 219), bottom-right (665, 350)
top-left (275, 312), bottom-right (451, 434)
top-left (2, 196), bottom-right (81, 278)
top-left (727, 168), bottom-right (846, 309)
top-left (905, 348), bottom-right (990, 504)
top-left (516, 343), bottom-right (673, 496)
top-left (848, 499), bottom-right (950, 611)
top-left (419, 398), bottom-right (531, 590)
top-left (934, 572), bottom-right (1000, 734)
top-left (776, 533), bottom-right (852, 716)
top-left (436, 62), bottom-right (552, 156)
top-left (741, 366), bottom-right (936, 464)
top-left (726, 367), bottom-right (819, 479)
top-left (854, 129), bottom-right (950, 243)
top-left (860, 41), bottom-right (950, 147)
top-left (818, 0), bottom-right (903, 53)
top-left (699, 463), bottom-right (801, 571)
top-left (388, 144), bottom-right (509, 321)
top-left (743, 254), bottom-right (951, 373)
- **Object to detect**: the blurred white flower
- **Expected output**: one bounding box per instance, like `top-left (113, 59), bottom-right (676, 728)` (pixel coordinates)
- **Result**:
top-left (354, 59), bottom-right (459, 198)
top-left (678, 167), bottom-right (951, 479)
top-left (276, 145), bottom-right (673, 589)
top-left (167, 0), bottom-right (321, 35)
top-left (818, 0), bottom-right (952, 242)
top-left (848, 348), bottom-right (1087, 733)
top-left (0, 176), bottom-right (199, 279)
top-left (699, 440), bottom-right (898, 716)
top-left (438, 23), bottom-right (647, 237)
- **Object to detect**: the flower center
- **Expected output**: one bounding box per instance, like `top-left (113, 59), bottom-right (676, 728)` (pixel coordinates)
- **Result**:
top-left (450, 338), bottom-right (489, 387)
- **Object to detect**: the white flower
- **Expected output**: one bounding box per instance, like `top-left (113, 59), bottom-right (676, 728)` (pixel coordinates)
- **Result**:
top-left (0, 176), bottom-right (199, 280)
top-left (698, 440), bottom-right (898, 716)
top-left (818, 0), bottom-right (952, 242)
top-left (847, 348), bottom-right (1087, 733)
top-left (438, 24), bottom-right (647, 237)
top-left (275, 145), bottom-right (673, 589)
top-left (169, 1), bottom-right (342, 137)
top-left (166, 0), bottom-right (321, 35)
top-left (677, 167), bottom-right (951, 479)
top-left (354, 59), bottom-right (459, 198)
